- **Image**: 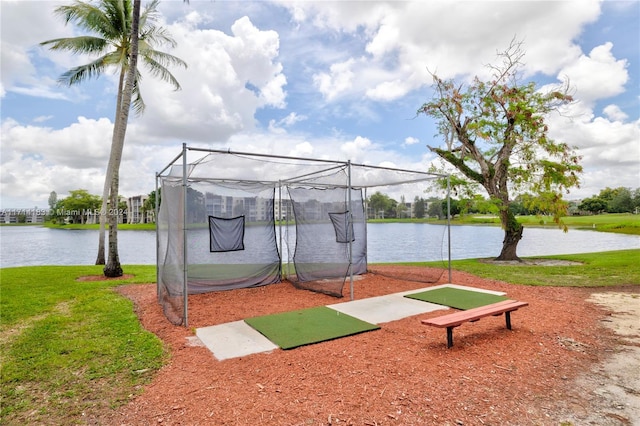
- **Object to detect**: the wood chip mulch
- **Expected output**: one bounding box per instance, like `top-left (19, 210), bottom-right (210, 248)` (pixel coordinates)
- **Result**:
top-left (100, 266), bottom-right (632, 425)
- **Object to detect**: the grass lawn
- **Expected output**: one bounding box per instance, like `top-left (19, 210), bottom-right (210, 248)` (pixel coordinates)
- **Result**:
top-left (0, 266), bottom-right (166, 424)
top-left (1, 249), bottom-right (638, 424)
top-left (368, 213), bottom-right (640, 235)
top-left (458, 213), bottom-right (640, 235)
top-left (414, 249), bottom-right (640, 287)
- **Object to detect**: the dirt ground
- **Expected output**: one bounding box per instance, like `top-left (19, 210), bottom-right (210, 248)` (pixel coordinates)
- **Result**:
top-left (101, 265), bottom-right (639, 425)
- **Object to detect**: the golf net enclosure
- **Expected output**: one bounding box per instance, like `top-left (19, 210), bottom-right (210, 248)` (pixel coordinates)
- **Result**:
top-left (157, 145), bottom-right (449, 326)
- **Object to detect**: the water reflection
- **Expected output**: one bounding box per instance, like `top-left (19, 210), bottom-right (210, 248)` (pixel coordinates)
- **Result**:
top-left (1, 224), bottom-right (638, 267)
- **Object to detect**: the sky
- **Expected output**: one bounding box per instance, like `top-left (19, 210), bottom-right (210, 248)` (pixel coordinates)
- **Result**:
top-left (1, 0), bottom-right (639, 209)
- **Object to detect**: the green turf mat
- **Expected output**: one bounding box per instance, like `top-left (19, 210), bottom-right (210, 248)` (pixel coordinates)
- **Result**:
top-left (244, 306), bottom-right (380, 350)
top-left (404, 287), bottom-right (508, 310)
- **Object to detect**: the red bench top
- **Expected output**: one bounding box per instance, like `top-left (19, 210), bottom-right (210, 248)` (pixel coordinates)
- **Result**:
top-left (421, 300), bottom-right (529, 328)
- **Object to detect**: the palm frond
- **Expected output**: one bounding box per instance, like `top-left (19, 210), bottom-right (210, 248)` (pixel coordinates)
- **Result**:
top-left (132, 70), bottom-right (145, 115)
top-left (139, 0), bottom-right (161, 29)
top-left (54, 1), bottom-right (117, 39)
top-left (40, 35), bottom-right (108, 55)
top-left (141, 25), bottom-right (178, 49)
top-left (105, 0), bottom-right (132, 39)
top-left (141, 47), bottom-right (187, 71)
top-left (140, 54), bottom-right (183, 91)
top-left (58, 55), bottom-right (111, 86)
top-left (43, 0), bottom-right (185, 114)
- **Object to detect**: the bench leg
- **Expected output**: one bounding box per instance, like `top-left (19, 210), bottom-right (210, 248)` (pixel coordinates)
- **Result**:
top-left (505, 311), bottom-right (512, 330)
top-left (446, 327), bottom-right (454, 348)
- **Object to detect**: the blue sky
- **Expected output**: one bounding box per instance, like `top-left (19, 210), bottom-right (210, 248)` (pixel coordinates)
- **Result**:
top-left (1, 0), bottom-right (639, 208)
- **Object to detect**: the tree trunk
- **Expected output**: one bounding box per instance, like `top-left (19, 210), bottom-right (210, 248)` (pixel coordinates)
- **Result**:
top-left (104, 170), bottom-right (123, 276)
top-left (495, 208), bottom-right (523, 261)
top-left (103, 0), bottom-right (141, 277)
top-left (96, 64), bottom-right (128, 266)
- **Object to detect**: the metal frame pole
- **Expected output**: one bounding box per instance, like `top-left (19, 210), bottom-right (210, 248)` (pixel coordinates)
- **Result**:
top-left (155, 173), bottom-right (160, 303)
top-left (182, 143), bottom-right (189, 327)
top-left (348, 160), bottom-right (354, 300)
top-left (278, 181), bottom-right (283, 280)
top-left (447, 175), bottom-right (452, 283)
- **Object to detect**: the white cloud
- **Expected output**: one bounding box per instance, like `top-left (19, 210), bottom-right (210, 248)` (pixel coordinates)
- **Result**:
top-left (603, 104), bottom-right (629, 122)
top-left (557, 42), bottom-right (629, 106)
top-left (404, 136), bottom-right (419, 146)
top-left (33, 115), bottom-right (54, 123)
top-left (0, 116), bottom-right (114, 207)
top-left (132, 14), bottom-right (288, 143)
top-left (0, 0), bottom-right (637, 209)
top-left (313, 59), bottom-right (356, 101)
top-left (283, 0), bottom-right (601, 101)
top-left (268, 112), bottom-right (307, 133)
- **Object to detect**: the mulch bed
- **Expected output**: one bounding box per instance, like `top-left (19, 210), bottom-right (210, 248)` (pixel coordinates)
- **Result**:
top-left (97, 266), bottom-right (626, 425)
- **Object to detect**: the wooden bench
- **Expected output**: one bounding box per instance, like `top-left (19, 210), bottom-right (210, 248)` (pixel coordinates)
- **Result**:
top-left (421, 300), bottom-right (528, 348)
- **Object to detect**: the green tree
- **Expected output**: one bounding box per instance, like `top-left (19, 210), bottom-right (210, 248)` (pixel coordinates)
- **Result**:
top-left (41, 0), bottom-right (186, 276)
top-left (141, 189), bottom-right (159, 223)
top-left (578, 196), bottom-right (608, 214)
top-left (608, 187), bottom-right (633, 213)
top-left (632, 188), bottom-right (640, 213)
top-left (446, 198), bottom-right (464, 218)
top-left (368, 191), bottom-right (397, 218)
top-left (47, 191), bottom-right (58, 221)
top-left (427, 198), bottom-right (444, 219)
top-left (396, 195), bottom-right (408, 218)
top-left (417, 41), bottom-right (582, 260)
top-left (57, 189), bottom-right (101, 224)
top-left (413, 196), bottom-right (425, 218)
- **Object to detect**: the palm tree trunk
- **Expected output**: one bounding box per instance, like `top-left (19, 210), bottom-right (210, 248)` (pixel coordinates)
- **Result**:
top-left (96, 68), bottom-right (126, 265)
top-left (103, 0), bottom-right (141, 277)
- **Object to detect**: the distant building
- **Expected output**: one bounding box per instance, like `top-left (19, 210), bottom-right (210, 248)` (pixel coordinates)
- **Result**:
top-left (0, 207), bottom-right (47, 224)
top-left (127, 194), bottom-right (150, 224)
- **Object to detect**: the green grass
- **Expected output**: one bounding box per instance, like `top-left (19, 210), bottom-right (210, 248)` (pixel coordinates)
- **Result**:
top-left (404, 287), bottom-right (508, 309)
top-left (0, 265), bottom-right (166, 424)
top-left (1, 250), bottom-right (639, 423)
top-left (400, 249), bottom-right (640, 287)
top-left (369, 213), bottom-right (640, 235)
top-left (245, 306), bottom-right (380, 349)
top-left (458, 213), bottom-right (640, 235)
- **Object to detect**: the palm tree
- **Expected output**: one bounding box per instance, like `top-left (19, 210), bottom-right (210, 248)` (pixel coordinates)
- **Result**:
top-left (41, 0), bottom-right (186, 275)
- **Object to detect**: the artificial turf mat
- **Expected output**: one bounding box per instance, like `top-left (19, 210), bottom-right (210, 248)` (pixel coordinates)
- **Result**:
top-left (244, 306), bottom-right (380, 350)
top-left (404, 287), bottom-right (508, 310)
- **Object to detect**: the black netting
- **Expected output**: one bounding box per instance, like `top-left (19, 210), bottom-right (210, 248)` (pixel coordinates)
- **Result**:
top-left (157, 178), bottom-right (186, 325)
top-left (185, 182), bottom-right (281, 294)
top-left (157, 148), bottom-right (445, 326)
top-left (328, 211), bottom-right (354, 243)
top-left (287, 187), bottom-right (366, 297)
top-left (209, 216), bottom-right (245, 252)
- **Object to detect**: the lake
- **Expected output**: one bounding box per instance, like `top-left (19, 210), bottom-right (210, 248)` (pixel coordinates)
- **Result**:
top-left (0, 224), bottom-right (638, 268)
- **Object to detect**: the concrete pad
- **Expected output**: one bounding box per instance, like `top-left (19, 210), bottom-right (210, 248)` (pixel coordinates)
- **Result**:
top-left (196, 320), bottom-right (278, 361)
top-left (327, 293), bottom-right (448, 324)
top-left (194, 284), bottom-right (506, 360)
top-left (416, 283), bottom-right (506, 296)
top-left (327, 284), bottom-right (506, 325)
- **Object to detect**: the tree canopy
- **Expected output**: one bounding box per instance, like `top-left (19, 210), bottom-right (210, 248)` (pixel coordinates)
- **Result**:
top-left (417, 40), bottom-right (582, 260)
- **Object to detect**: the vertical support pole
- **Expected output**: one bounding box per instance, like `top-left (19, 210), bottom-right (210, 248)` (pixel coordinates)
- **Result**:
top-left (347, 160), bottom-right (354, 301)
top-left (446, 174), bottom-right (452, 283)
top-left (446, 327), bottom-right (454, 348)
top-left (182, 143), bottom-right (188, 327)
top-left (155, 172), bottom-right (160, 303)
top-left (505, 311), bottom-right (512, 330)
top-left (363, 187), bottom-right (368, 272)
top-left (278, 181), bottom-right (283, 280)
